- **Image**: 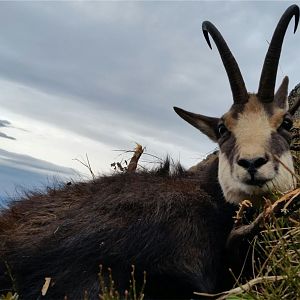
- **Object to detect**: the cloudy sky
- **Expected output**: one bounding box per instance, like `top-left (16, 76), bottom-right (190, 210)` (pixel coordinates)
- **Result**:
top-left (0, 1), bottom-right (299, 199)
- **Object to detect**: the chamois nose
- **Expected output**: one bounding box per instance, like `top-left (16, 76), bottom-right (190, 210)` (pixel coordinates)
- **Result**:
top-left (237, 157), bottom-right (268, 171)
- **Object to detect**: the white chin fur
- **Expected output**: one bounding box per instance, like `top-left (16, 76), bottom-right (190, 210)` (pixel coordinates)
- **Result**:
top-left (218, 152), bottom-right (296, 204)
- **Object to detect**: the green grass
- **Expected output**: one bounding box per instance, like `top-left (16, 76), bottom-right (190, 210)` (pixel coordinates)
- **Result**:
top-left (220, 152), bottom-right (300, 300)
top-left (226, 217), bottom-right (300, 300)
top-left (97, 265), bottom-right (146, 300)
top-left (0, 292), bottom-right (18, 300)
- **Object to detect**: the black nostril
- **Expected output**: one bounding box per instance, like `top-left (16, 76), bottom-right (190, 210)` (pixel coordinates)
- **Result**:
top-left (237, 157), bottom-right (268, 170)
top-left (237, 159), bottom-right (251, 169)
top-left (253, 157), bottom-right (268, 168)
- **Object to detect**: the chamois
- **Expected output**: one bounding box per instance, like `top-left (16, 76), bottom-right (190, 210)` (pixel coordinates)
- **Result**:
top-left (0, 5), bottom-right (299, 300)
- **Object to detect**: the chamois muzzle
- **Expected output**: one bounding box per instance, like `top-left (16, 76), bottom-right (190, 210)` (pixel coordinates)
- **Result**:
top-left (258, 4), bottom-right (299, 103)
top-left (202, 21), bottom-right (248, 104)
top-left (237, 156), bottom-right (269, 185)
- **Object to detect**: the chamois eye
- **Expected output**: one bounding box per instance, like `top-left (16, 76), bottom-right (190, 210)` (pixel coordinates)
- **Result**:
top-left (218, 124), bottom-right (228, 136)
top-left (281, 118), bottom-right (293, 131)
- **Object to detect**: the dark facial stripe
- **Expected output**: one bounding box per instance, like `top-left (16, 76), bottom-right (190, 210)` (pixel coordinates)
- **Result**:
top-left (229, 101), bottom-right (276, 120)
top-left (219, 134), bottom-right (237, 167)
top-left (270, 131), bottom-right (291, 156)
top-left (262, 102), bottom-right (275, 117)
top-left (269, 131), bottom-right (291, 173)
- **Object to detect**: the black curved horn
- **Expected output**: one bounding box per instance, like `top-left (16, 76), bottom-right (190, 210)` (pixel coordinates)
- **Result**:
top-left (258, 5), bottom-right (299, 103)
top-left (202, 21), bottom-right (248, 104)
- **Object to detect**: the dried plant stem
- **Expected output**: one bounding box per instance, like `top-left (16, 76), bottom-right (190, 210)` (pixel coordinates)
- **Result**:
top-left (127, 144), bottom-right (144, 173)
top-left (41, 277), bottom-right (51, 296)
top-left (194, 273), bottom-right (300, 299)
top-left (226, 188), bottom-right (300, 250)
top-left (234, 199), bottom-right (253, 225)
top-left (273, 154), bottom-right (300, 183)
top-left (73, 153), bottom-right (96, 180)
top-left (1, 260), bottom-right (17, 293)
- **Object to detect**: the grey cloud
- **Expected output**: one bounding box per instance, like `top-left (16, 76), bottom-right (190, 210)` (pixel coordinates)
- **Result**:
top-left (0, 120), bottom-right (16, 140)
top-left (0, 120), bottom-right (11, 128)
top-left (0, 148), bottom-right (78, 203)
top-left (0, 132), bottom-right (15, 140)
top-left (0, 148), bottom-right (76, 176)
top-left (0, 2), bottom-right (298, 169)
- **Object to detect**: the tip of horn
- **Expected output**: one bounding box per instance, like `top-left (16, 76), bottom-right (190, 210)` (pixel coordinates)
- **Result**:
top-left (173, 106), bottom-right (183, 114)
top-left (290, 4), bottom-right (300, 33)
top-left (202, 21), bottom-right (213, 49)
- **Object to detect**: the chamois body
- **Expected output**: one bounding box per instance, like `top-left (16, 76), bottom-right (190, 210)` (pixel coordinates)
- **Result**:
top-left (0, 161), bottom-right (235, 299)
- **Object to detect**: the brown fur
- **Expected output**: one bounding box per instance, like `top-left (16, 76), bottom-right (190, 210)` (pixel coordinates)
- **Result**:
top-left (0, 162), bottom-right (236, 299)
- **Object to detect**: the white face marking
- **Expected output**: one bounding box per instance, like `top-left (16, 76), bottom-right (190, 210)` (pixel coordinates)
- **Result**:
top-left (218, 152), bottom-right (295, 204)
top-left (234, 103), bottom-right (270, 157)
top-left (218, 96), bottom-right (295, 204)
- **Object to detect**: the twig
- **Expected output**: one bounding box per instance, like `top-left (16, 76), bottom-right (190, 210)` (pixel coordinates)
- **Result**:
top-left (127, 144), bottom-right (144, 173)
top-left (41, 277), bottom-right (51, 296)
top-left (194, 273), bottom-right (300, 299)
top-left (113, 149), bottom-right (163, 161)
top-left (73, 153), bottom-right (96, 180)
top-left (226, 188), bottom-right (300, 249)
top-left (2, 260), bottom-right (17, 293)
top-left (234, 200), bottom-right (253, 226)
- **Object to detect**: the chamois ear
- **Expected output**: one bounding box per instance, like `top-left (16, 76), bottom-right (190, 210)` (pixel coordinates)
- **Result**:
top-left (274, 76), bottom-right (289, 110)
top-left (174, 106), bottom-right (219, 142)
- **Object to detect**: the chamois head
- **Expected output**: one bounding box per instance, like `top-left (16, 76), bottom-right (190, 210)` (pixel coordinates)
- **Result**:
top-left (174, 5), bottom-right (300, 204)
